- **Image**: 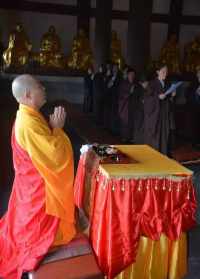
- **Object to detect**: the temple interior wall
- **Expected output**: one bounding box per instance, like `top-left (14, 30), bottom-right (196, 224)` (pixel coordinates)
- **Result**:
top-left (0, 0), bottom-right (200, 62)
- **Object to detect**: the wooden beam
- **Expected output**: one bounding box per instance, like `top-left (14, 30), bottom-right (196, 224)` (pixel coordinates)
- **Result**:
top-left (181, 15), bottom-right (200, 25)
top-left (0, 1), bottom-right (79, 15)
top-left (127, 0), bottom-right (153, 71)
top-left (77, 0), bottom-right (90, 35)
top-left (95, 0), bottom-right (112, 65)
top-left (168, 0), bottom-right (184, 38)
top-left (151, 14), bottom-right (200, 26)
top-left (111, 10), bottom-right (129, 20)
top-left (151, 14), bottom-right (169, 23)
top-left (1, 1), bottom-right (200, 27)
top-left (0, 2), bottom-right (129, 20)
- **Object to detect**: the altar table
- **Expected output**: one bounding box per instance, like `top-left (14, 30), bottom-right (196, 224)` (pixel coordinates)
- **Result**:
top-left (74, 145), bottom-right (197, 279)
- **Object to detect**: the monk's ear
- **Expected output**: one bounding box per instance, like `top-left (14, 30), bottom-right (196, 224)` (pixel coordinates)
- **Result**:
top-left (24, 89), bottom-right (31, 100)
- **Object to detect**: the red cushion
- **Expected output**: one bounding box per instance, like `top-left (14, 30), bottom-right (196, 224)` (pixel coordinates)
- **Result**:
top-left (42, 234), bottom-right (92, 265)
top-left (28, 234), bottom-right (104, 279)
top-left (28, 254), bottom-right (104, 279)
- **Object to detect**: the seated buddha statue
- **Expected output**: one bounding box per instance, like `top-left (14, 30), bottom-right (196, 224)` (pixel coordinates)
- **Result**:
top-left (184, 41), bottom-right (194, 72)
top-left (110, 30), bottom-right (124, 70)
top-left (39, 25), bottom-right (64, 69)
top-left (67, 29), bottom-right (93, 71)
top-left (3, 23), bottom-right (32, 68)
top-left (159, 34), bottom-right (180, 74)
top-left (184, 35), bottom-right (200, 73)
top-left (0, 33), bottom-right (4, 67)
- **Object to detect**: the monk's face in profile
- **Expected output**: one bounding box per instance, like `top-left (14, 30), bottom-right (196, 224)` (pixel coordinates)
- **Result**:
top-left (157, 66), bottom-right (168, 81)
top-left (30, 79), bottom-right (46, 109)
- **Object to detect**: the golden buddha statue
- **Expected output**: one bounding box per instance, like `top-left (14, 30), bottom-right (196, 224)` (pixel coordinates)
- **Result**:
top-left (159, 34), bottom-right (180, 74)
top-left (0, 32), bottom-right (4, 66)
top-left (184, 35), bottom-right (200, 72)
top-left (184, 41), bottom-right (194, 72)
top-left (39, 25), bottom-right (64, 69)
top-left (110, 30), bottom-right (124, 69)
top-left (3, 23), bottom-right (32, 68)
top-left (67, 29), bottom-right (93, 71)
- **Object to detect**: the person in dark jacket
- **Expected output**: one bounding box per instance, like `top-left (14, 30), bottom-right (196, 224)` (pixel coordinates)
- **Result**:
top-left (128, 75), bottom-right (148, 144)
top-left (93, 64), bottom-right (106, 125)
top-left (118, 68), bottom-right (136, 142)
top-left (83, 67), bottom-right (94, 113)
top-left (104, 63), bottom-right (121, 134)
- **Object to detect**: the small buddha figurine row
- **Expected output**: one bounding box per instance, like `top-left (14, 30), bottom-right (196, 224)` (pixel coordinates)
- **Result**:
top-left (3, 24), bottom-right (126, 73)
top-left (156, 33), bottom-right (200, 74)
top-left (67, 29), bottom-right (125, 71)
top-left (3, 24), bottom-right (94, 71)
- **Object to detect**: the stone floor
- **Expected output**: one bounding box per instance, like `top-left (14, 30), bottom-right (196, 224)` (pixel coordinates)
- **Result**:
top-left (0, 101), bottom-right (200, 279)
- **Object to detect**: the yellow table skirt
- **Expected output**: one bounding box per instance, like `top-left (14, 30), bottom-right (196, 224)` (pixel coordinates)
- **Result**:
top-left (113, 233), bottom-right (187, 279)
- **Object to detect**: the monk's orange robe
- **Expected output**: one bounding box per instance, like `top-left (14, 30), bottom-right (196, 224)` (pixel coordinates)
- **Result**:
top-left (0, 104), bottom-right (76, 279)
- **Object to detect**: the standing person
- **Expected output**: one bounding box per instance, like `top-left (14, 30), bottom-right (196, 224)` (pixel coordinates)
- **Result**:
top-left (118, 68), bottom-right (136, 142)
top-left (144, 64), bottom-right (175, 154)
top-left (0, 75), bottom-right (76, 279)
top-left (83, 67), bottom-right (94, 113)
top-left (186, 66), bottom-right (200, 105)
top-left (110, 63), bottom-right (121, 135)
top-left (105, 61), bottom-right (112, 77)
top-left (103, 63), bottom-right (113, 129)
top-left (185, 67), bottom-right (200, 146)
top-left (193, 67), bottom-right (200, 104)
top-left (129, 75), bottom-right (148, 144)
top-left (122, 64), bottom-right (129, 80)
top-left (104, 63), bottom-right (121, 134)
top-left (93, 64), bottom-right (106, 125)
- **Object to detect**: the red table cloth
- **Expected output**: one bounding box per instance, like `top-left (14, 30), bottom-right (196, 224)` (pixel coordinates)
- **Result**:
top-left (74, 145), bottom-right (197, 278)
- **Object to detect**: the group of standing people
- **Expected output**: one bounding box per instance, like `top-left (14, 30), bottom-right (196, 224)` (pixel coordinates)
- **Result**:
top-left (83, 63), bottom-right (176, 155)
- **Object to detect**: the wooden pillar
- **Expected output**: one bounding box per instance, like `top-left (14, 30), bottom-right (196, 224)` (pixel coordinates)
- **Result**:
top-left (94, 0), bottom-right (113, 68)
top-left (168, 0), bottom-right (183, 39)
top-left (77, 0), bottom-right (90, 36)
top-left (127, 0), bottom-right (153, 72)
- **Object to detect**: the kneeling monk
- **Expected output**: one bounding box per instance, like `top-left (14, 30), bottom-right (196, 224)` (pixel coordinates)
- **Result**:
top-left (0, 75), bottom-right (76, 279)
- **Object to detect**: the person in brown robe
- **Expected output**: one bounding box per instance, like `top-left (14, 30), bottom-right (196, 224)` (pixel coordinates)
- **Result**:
top-left (144, 64), bottom-right (175, 155)
top-left (118, 68), bottom-right (136, 142)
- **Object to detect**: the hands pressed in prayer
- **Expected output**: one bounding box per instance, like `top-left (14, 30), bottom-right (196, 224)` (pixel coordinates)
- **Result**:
top-left (171, 91), bottom-right (176, 97)
top-left (159, 93), bottom-right (166, 100)
top-left (49, 106), bottom-right (66, 129)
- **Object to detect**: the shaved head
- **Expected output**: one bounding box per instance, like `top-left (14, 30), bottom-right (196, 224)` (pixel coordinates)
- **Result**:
top-left (12, 74), bottom-right (46, 109)
top-left (12, 74), bottom-right (37, 102)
